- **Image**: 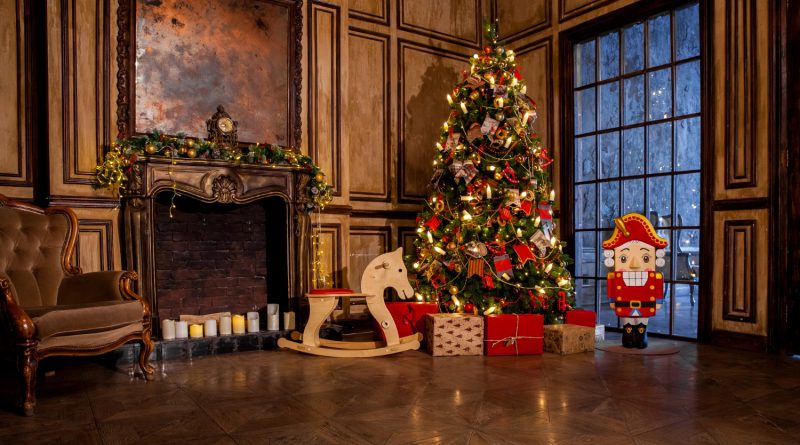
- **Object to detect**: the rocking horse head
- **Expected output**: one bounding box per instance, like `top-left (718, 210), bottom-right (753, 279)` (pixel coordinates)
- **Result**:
top-left (361, 247), bottom-right (414, 299)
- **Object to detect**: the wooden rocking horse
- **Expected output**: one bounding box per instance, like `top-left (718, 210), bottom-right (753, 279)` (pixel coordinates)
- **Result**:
top-left (278, 248), bottom-right (422, 357)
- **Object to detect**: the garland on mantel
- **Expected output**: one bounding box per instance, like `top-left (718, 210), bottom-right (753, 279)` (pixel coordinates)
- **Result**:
top-left (95, 130), bottom-right (333, 212)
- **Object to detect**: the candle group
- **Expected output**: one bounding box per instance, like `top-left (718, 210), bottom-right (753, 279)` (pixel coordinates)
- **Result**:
top-left (162, 310), bottom-right (295, 340)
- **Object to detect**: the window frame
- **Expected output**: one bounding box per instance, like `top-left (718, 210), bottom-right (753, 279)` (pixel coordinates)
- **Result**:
top-left (559, 0), bottom-right (712, 341)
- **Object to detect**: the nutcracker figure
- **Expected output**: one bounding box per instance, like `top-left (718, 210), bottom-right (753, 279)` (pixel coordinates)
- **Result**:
top-left (603, 213), bottom-right (668, 349)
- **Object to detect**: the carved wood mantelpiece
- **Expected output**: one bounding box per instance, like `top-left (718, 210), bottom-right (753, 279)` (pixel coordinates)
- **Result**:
top-left (121, 157), bottom-right (312, 329)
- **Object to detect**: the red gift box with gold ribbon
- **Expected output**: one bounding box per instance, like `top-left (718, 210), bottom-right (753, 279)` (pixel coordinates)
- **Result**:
top-left (374, 302), bottom-right (438, 341)
top-left (484, 314), bottom-right (544, 356)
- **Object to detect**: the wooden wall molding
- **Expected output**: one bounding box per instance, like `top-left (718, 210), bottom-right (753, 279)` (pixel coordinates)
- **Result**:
top-left (397, 0), bottom-right (482, 48)
top-left (349, 0), bottom-right (390, 25)
top-left (309, 1), bottom-right (342, 197)
top-left (346, 27), bottom-right (391, 202)
top-left (348, 225), bottom-right (391, 290)
top-left (514, 37), bottom-right (553, 148)
top-left (491, 0), bottom-right (550, 42)
top-left (558, 0), bottom-right (616, 23)
top-left (0, 0), bottom-right (33, 190)
top-left (76, 219), bottom-right (115, 272)
top-left (723, 0), bottom-right (757, 189)
top-left (60, 0), bottom-right (112, 185)
top-left (722, 219), bottom-right (757, 323)
top-left (317, 223), bottom-right (343, 287)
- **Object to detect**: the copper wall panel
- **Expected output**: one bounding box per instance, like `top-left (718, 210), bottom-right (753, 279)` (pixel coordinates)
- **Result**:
top-left (134, 0), bottom-right (291, 144)
top-left (0, 0), bottom-right (31, 196)
top-left (492, 0), bottom-right (549, 41)
top-left (398, 0), bottom-right (481, 47)
top-left (559, 0), bottom-right (615, 22)
top-left (722, 220), bottom-right (756, 323)
top-left (349, 0), bottom-right (389, 25)
top-left (346, 29), bottom-right (390, 201)
top-left (398, 41), bottom-right (466, 202)
top-left (309, 2), bottom-right (341, 195)
top-left (76, 220), bottom-right (114, 273)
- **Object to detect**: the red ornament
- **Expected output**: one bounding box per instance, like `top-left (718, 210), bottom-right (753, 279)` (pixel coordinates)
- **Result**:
top-left (498, 206), bottom-right (512, 221)
top-left (464, 303), bottom-right (475, 313)
top-left (512, 243), bottom-right (535, 265)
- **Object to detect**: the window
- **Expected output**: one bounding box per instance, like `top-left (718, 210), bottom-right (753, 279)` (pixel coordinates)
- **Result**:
top-left (570, 2), bottom-right (701, 338)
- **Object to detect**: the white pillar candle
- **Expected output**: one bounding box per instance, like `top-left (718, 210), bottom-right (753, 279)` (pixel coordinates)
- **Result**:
top-left (204, 319), bottom-right (217, 337)
top-left (161, 319), bottom-right (176, 340)
top-left (267, 304), bottom-right (280, 331)
top-left (219, 315), bottom-right (232, 336)
top-left (247, 311), bottom-right (260, 333)
top-left (175, 321), bottom-right (189, 339)
top-left (283, 312), bottom-right (295, 330)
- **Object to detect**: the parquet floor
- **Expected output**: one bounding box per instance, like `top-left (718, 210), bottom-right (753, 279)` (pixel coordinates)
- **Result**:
top-left (0, 339), bottom-right (798, 444)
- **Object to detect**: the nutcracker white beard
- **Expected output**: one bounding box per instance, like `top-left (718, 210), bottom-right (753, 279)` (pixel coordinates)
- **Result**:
top-left (622, 271), bottom-right (649, 287)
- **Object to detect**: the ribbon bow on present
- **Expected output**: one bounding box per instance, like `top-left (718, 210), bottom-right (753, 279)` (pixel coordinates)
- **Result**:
top-left (485, 314), bottom-right (543, 354)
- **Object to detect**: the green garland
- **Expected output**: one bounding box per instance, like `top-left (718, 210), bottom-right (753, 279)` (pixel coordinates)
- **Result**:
top-left (95, 130), bottom-right (333, 211)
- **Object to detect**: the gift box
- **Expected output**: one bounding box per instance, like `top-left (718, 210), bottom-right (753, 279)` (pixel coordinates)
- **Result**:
top-left (373, 302), bottom-right (438, 341)
top-left (426, 313), bottom-right (484, 356)
top-left (543, 324), bottom-right (595, 355)
top-left (484, 314), bottom-right (544, 356)
top-left (565, 310), bottom-right (596, 328)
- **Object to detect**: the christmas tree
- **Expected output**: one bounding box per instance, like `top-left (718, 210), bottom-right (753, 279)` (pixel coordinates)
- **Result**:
top-left (411, 25), bottom-right (575, 322)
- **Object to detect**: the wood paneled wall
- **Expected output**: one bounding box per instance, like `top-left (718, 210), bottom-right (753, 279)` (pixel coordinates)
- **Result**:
top-left (0, 0), bottom-right (785, 346)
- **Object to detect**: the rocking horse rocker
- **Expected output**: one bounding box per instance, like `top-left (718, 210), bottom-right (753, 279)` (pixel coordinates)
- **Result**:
top-left (278, 248), bottom-right (422, 357)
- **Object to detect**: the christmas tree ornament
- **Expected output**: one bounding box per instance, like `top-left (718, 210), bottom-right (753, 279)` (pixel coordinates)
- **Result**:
top-left (145, 142), bottom-right (158, 154)
top-left (425, 214), bottom-right (442, 231)
top-left (481, 115), bottom-right (500, 136)
top-left (187, 148), bottom-right (198, 158)
top-left (493, 254), bottom-right (513, 278)
top-left (513, 243), bottom-right (535, 265)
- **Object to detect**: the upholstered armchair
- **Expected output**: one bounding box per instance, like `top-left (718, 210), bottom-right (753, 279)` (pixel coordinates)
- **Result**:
top-left (0, 194), bottom-right (154, 416)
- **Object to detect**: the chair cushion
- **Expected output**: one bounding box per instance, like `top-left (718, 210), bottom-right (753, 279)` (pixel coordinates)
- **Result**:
top-left (28, 300), bottom-right (144, 340)
top-left (37, 322), bottom-right (143, 352)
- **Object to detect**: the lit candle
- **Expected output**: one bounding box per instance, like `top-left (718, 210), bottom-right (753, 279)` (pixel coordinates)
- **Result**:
top-left (161, 319), bottom-right (176, 341)
top-left (550, 189), bottom-right (556, 201)
top-left (189, 323), bottom-right (203, 338)
top-left (204, 319), bottom-right (217, 337)
top-left (460, 102), bottom-right (468, 114)
top-left (486, 185), bottom-right (492, 199)
top-left (489, 75), bottom-right (495, 86)
top-left (516, 228), bottom-right (523, 238)
top-left (175, 321), bottom-right (188, 339)
top-left (505, 137), bottom-right (513, 148)
top-left (232, 314), bottom-right (246, 334)
top-left (446, 94), bottom-right (453, 105)
top-left (267, 304), bottom-right (280, 331)
top-left (219, 315), bottom-right (232, 336)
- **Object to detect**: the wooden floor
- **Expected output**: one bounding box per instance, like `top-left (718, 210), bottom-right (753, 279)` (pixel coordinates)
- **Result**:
top-left (0, 339), bottom-right (798, 444)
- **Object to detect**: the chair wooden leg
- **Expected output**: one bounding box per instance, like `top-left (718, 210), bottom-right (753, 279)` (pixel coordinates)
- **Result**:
top-left (139, 329), bottom-right (155, 381)
top-left (18, 345), bottom-right (38, 416)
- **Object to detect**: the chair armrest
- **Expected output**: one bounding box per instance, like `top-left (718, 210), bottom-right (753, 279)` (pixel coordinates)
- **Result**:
top-left (0, 275), bottom-right (36, 341)
top-left (58, 271), bottom-right (149, 309)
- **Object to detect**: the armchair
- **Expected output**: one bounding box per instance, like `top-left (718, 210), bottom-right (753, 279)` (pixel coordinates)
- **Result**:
top-left (0, 194), bottom-right (154, 416)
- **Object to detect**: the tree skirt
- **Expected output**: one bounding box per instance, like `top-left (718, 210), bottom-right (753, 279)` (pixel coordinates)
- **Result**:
top-left (595, 339), bottom-right (680, 355)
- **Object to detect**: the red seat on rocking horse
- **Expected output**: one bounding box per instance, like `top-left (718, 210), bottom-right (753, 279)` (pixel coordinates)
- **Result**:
top-left (278, 248), bottom-right (422, 357)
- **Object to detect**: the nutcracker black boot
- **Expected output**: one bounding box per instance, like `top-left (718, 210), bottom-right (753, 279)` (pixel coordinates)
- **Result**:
top-left (635, 323), bottom-right (648, 349)
top-left (622, 323), bottom-right (635, 348)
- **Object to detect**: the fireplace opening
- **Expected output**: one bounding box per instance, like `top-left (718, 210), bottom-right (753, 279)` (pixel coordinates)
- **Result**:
top-left (153, 193), bottom-right (289, 325)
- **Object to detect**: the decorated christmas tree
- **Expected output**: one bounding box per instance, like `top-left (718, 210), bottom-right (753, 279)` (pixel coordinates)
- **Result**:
top-left (411, 25), bottom-right (575, 322)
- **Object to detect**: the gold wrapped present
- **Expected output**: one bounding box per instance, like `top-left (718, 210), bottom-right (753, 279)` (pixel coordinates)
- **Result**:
top-left (544, 324), bottom-right (595, 355)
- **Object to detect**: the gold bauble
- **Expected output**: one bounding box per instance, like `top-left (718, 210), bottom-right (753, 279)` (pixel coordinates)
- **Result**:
top-left (315, 173), bottom-right (325, 182)
top-left (187, 148), bottom-right (198, 158)
top-left (144, 143), bottom-right (158, 155)
top-left (185, 139), bottom-right (195, 148)
top-left (469, 90), bottom-right (480, 100)
top-left (494, 172), bottom-right (503, 181)
top-left (447, 242), bottom-right (457, 251)
top-left (178, 146), bottom-right (188, 155)
top-left (449, 286), bottom-right (459, 295)
top-left (495, 112), bottom-right (505, 121)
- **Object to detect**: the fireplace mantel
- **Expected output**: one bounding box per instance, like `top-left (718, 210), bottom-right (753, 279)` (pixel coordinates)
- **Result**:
top-left (121, 156), bottom-right (311, 331)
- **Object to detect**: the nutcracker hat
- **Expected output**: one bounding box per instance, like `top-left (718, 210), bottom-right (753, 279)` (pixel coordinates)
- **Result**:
top-left (602, 213), bottom-right (668, 249)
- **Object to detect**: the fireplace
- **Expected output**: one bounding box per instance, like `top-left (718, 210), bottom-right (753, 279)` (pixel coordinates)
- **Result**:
top-left (121, 157), bottom-right (312, 337)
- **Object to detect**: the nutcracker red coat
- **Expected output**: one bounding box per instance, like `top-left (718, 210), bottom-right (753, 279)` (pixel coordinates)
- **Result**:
top-left (603, 213), bottom-right (669, 318)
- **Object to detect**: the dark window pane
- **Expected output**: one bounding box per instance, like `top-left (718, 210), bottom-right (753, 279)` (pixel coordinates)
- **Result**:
top-left (675, 3), bottom-right (700, 61)
top-left (599, 31), bottom-right (620, 80)
top-left (674, 173), bottom-right (700, 225)
top-left (647, 122), bottom-right (672, 173)
top-left (648, 68), bottom-right (672, 120)
top-left (575, 278), bottom-right (597, 311)
top-left (648, 12), bottom-right (671, 67)
top-left (622, 127), bottom-right (644, 176)
top-left (647, 176), bottom-right (672, 227)
top-left (624, 75), bottom-right (645, 125)
top-left (576, 232), bottom-right (598, 277)
top-left (575, 39), bottom-right (596, 87)
top-left (658, 229), bottom-right (672, 280)
top-left (575, 87), bottom-right (596, 134)
top-left (673, 284), bottom-right (699, 338)
top-left (575, 183), bottom-right (597, 229)
top-left (598, 81), bottom-right (620, 130)
top-left (675, 229), bottom-right (700, 280)
top-left (600, 181), bottom-right (620, 228)
top-left (675, 60), bottom-right (701, 116)
top-left (622, 178), bottom-right (644, 214)
top-left (575, 136), bottom-right (597, 181)
top-left (623, 22), bottom-right (644, 73)
top-left (600, 131), bottom-right (620, 179)
top-left (675, 117), bottom-right (701, 171)
top-left (598, 281), bottom-right (618, 327)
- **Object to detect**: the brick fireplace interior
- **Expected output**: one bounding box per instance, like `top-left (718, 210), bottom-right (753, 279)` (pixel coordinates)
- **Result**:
top-left (153, 193), bottom-right (289, 324)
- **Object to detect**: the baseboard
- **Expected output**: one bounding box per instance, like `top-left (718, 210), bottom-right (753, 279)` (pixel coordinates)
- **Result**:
top-left (709, 330), bottom-right (768, 352)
